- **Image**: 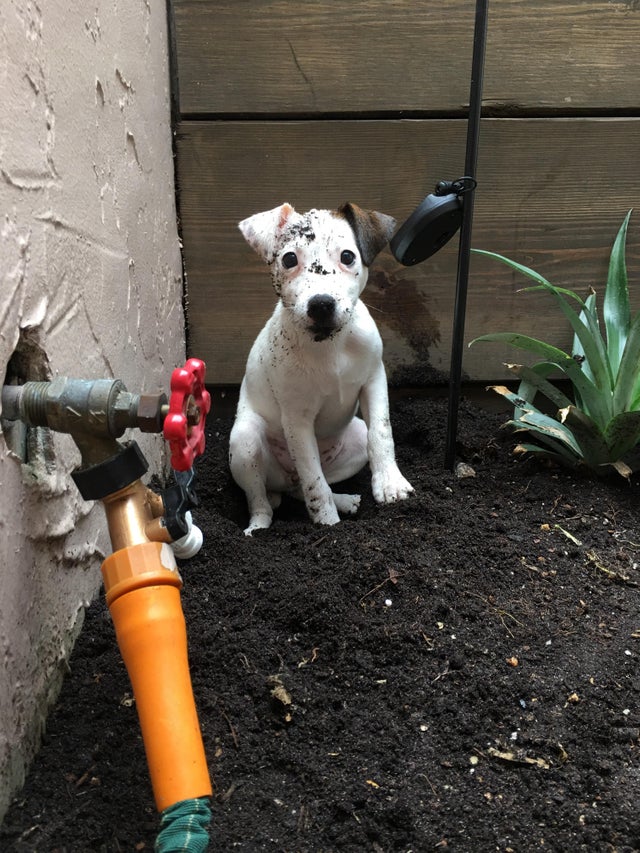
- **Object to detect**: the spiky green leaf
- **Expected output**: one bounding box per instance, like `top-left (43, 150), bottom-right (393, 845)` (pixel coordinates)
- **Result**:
top-left (472, 250), bottom-right (556, 290)
top-left (613, 308), bottom-right (640, 414)
top-left (604, 210), bottom-right (632, 373)
top-left (558, 406), bottom-right (610, 466)
top-left (603, 410), bottom-right (640, 461)
top-left (507, 363), bottom-right (573, 412)
top-left (513, 441), bottom-right (581, 467)
top-left (573, 290), bottom-right (598, 386)
top-left (489, 386), bottom-right (584, 457)
top-left (472, 333), bottom-right (610, 428)
top-left (527, 277), bottom-right (613, 396)
top-left (488, 384), bottom-right (545, 417)
top-left (471, 251), bottom-right (613, 405)
top-left (513, 361), bottom-right (561, 419)
top-left (517, 410), bottom-right (584, 457)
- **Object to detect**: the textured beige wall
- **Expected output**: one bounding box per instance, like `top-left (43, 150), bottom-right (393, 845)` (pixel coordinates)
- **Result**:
top-left (0, 1), bottom-right (184, 820)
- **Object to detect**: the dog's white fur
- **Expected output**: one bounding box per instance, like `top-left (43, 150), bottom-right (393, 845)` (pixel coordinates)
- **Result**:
top-left (229, 202), bottom-right (414, 535)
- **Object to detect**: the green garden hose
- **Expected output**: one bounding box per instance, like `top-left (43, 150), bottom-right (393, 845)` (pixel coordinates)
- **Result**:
top-left (155, 797), bottom-right (212, 852)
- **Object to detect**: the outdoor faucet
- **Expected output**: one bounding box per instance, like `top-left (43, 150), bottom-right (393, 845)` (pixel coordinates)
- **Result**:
top-left (1, 362), bottom-right (208, 552)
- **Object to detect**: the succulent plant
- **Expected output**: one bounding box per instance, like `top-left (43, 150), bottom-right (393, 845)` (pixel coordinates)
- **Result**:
top-left (471, 211), bottom-right (640, 476)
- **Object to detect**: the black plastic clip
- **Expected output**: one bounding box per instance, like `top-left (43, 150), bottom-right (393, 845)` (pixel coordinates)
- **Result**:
top-left (391, 176), bottom-right (478, 267)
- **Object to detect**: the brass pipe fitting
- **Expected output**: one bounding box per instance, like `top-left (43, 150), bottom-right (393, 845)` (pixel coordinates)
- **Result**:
top-left (101, 479), bottom-right (172, 553)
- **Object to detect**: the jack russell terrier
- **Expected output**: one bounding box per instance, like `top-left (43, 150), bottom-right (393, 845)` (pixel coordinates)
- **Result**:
top-left (229, 202), bottom-right (414, 535)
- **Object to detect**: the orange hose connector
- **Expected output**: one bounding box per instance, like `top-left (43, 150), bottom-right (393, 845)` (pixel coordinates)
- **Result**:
top-left (101, 541), bottom-right (213, 812)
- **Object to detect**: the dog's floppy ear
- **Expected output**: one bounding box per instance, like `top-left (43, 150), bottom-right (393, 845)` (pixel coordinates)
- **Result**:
top-left (336, 203), bottom-right (396, 267)
top-left (238, 203), bottom-right (296, 262)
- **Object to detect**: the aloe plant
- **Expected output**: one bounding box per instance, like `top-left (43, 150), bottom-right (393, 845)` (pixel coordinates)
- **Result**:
top-left (470, 211), bottom-right (640, 477)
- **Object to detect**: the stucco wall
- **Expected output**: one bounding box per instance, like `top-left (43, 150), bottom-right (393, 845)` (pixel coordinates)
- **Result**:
top-left (0, 1), bottom-right (184, 821)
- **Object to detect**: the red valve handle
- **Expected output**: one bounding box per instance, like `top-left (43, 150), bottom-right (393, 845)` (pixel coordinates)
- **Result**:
top-left (163, 358), bottom-right (211, 471)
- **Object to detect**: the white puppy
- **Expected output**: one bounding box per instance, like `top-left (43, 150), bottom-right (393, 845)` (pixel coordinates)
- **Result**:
top-left (229, 202), bottom-right (414, 535)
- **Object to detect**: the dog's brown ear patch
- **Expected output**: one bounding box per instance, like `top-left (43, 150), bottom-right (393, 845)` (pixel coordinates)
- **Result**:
top-left (335, 203), bottom-right (396, 266)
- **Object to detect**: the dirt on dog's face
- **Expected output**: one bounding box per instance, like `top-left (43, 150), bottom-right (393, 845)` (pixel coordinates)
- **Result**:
top-left (270, 209), bottom-right (367, 341)
top-left (239, 202), bottom-right (396, 343)
top-left (239, 205), bottom-right (369, 342)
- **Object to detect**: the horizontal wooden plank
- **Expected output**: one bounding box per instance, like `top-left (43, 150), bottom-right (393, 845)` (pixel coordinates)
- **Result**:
top-left (176, 117), bottom-right (640, 384)
top-left (173, 0), bottom-right (640, 115)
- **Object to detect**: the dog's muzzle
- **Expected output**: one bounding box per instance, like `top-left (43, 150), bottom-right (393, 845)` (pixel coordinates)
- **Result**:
top-left (307, 294), bottom-right (338, 341)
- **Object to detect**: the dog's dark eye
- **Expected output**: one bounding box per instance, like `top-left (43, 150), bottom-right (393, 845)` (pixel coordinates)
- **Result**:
top-left (341, 250), bottom-right (356, 266)
top-left (282, 252), bottom-right (298, 269)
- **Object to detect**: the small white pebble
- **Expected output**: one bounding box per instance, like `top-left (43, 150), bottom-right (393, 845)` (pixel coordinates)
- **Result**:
top-left (625, 649), bottom-right (632, 656)
top-left (623, 709), bottom-right (631, 716)
top-left (545, 640), bottom-right (552, 646)
top-left (385, 598), bottom-right (392, 607)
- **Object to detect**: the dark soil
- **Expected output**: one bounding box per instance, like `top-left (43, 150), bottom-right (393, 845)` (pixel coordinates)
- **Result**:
top-left (2, 395), bottom-right (640, 852)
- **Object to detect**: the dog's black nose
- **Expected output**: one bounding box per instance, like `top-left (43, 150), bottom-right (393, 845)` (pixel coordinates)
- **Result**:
top-left (307, 294), bottom-right (336, 322)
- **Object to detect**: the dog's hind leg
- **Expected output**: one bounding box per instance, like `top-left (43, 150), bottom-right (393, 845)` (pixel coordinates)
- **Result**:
top-left (331, 492), bottom-right (361, 515)
top-left (268, 492), bottom-right (282, 510)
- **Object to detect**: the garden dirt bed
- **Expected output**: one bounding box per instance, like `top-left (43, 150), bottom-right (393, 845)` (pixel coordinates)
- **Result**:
top-left (2, 394), bottom-right (640, 852)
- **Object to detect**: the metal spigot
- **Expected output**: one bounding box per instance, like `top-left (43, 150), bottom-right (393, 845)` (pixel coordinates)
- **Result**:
top-left (1, 378), bottom-right (168, 466)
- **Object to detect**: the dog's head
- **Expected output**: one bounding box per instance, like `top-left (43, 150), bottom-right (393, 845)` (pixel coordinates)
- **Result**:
top-left (239, 203), bottom-right (395, 341)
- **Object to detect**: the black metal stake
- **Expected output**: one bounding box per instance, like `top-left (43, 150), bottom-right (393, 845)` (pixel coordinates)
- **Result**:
top-left (445, 0), bottom-right (489, 470)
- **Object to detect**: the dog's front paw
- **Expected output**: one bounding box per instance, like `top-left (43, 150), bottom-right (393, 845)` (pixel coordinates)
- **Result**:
top-left (372, 468), bottom-right (414, 504)
top-left (333, 492), bottom-right (362, 516)
top-left (312, 503), bottom-right (341, 526)
top-left (244, 512), bottom-right (273, 536)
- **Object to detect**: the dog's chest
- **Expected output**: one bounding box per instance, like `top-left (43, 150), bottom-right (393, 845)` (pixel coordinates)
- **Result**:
top-left (289, 330), bottom-right (371, 386)
top-left (282, 349), bottom-right (362, 408)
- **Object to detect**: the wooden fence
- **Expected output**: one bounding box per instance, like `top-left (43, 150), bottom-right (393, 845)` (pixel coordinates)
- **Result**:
top-left (173, 0), bottom-right (640, 385)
